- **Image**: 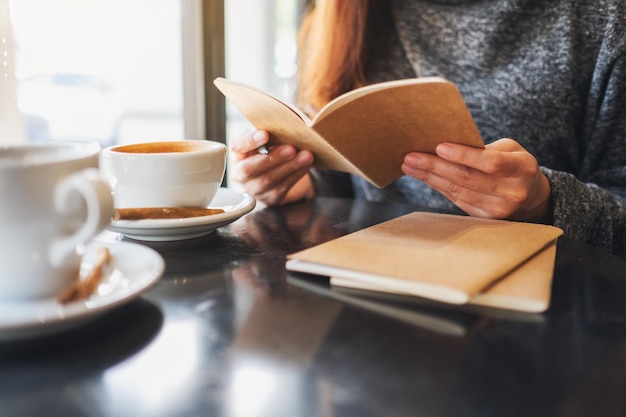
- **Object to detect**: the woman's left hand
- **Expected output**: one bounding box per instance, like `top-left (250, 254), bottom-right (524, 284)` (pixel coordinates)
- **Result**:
top-left (401, 138), bottom-right (552, 223)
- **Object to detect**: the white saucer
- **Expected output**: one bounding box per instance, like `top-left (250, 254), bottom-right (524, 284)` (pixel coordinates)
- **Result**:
top-left (0, 240), bottom-right (165, 342)
top-left (108, 187), bottom-right (256, 241)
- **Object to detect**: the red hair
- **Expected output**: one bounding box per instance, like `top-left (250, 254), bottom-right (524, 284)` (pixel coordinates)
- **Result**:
top-left (297, 1), bottom-right (387, 114)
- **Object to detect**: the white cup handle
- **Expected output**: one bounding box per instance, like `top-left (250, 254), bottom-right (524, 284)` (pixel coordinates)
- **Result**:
top-left (50, 168), bottom-right (114, 267)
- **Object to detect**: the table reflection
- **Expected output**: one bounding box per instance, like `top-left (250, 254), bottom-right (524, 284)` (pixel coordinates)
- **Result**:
top-left (102, 318), bottom-right (201, 416)
top-left (4, 196), bottom-right (626, 416)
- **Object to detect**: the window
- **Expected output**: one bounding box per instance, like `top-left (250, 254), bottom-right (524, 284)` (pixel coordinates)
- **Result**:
top-left (224, 0), bottom-right (305, 144)
top-left (4, 0), bottom-right (192, 147)
top-left (2, 0), bottom-right (306, 150)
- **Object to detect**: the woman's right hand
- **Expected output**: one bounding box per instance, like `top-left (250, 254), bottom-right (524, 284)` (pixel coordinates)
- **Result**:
top-left (228, 130), bottom-right (315, 206)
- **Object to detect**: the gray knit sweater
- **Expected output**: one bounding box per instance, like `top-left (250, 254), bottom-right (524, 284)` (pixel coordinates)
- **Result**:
top-left (311, 0), bottom-right (626, 260)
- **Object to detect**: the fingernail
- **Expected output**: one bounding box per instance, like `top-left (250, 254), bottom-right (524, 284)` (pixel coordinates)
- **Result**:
top-left (279, 147), bottom-right (295, 159)
top-left (296, 151), bottom-right (313, 165)
top-left (252, 131), bottom-right (266, 143)
top-left (436, 143), bottom-right (454, 157)
top-left (405, 153), bottom-right (424, 167)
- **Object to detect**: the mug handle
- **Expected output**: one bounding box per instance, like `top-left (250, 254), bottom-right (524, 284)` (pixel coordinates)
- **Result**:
top-left (50, 168), bottom-right (114, 268)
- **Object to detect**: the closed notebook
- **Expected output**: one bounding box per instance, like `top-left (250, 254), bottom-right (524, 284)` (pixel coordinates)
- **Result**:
top-left (286, 212), bottom-right (563, 311)
top-left (330, 241), bottom-right (558, 313)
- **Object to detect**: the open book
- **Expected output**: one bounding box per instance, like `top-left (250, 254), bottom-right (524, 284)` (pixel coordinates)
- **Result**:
top-left (286, 212), bottom-right (564, 313)
top-left (214, 77), bottom-right (484, 188)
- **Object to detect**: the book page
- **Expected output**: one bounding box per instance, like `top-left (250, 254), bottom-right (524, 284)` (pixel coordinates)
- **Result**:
top-left (214, 77), bottom-right (312, 123)
top-left (312, 77), bottom-right (449, 124)
top-left (214, 77), bottom-right (366, 176)
top-left (215, 76), bottom-right (484, 188)
top-left (311, 78), bottom-right (484, 188)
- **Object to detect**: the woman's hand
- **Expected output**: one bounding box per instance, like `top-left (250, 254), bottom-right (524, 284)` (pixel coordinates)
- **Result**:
top-left (401, 138), bottom-right (553, 223)
top-left (229, 130), bottom-right (315, 206)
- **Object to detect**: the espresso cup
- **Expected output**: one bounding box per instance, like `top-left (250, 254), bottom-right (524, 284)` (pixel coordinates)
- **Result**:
top-left (100, 140), bottom-right (227, 209)
top-left (0, 141), bottom-right (114, 300)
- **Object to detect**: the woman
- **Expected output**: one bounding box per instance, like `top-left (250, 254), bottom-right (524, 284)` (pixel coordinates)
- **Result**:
top-left (229, 0), bottom-right (626, 259)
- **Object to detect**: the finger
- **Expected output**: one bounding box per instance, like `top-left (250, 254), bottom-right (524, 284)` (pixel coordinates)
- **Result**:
top-left (254, 164), bottom-right (313, 206)
top-left (486, 138), bottom-right (524, 152)
top-left (254, 152), bottom-right (313, 195)
top-left (404, 165), bottom-right (480, 208)
top-left (235, 150), bottom-right (313, 196)
top-left (231, 145), bottom-right (304, 183)
top-left (403, 152), bottom-right (530, 204)
top-left (435, 141), bottom-right (533, 177)
top-left (448, 197), bottom-right (496, 219)
top-left (403, 152), bottom-right (485, 192)
top-left (229, 130), bottom-right (269, 157)
top-left (407, 167), bottom-right (514, 219)
top-left (231, 145), bottom-right (295, 182)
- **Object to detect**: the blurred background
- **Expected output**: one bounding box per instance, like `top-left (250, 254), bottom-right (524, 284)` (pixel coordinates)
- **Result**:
top-left (3, 0), bottom-right (306, 147)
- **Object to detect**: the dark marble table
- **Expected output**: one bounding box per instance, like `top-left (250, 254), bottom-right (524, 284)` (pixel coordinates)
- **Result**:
top-left (2, 195), bottom-right (626, 417)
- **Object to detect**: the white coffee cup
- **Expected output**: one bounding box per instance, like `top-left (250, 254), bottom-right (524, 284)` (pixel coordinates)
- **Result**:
top-left (100, 140), bottom-right (227, 208)
top-left (0, 141), bottom-right (114, 300)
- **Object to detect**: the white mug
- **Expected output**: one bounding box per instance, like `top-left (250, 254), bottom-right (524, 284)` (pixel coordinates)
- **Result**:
top-left (0, 141), bottom-right (114, 300)
top-left (100, 140), bottom-right (227, 208)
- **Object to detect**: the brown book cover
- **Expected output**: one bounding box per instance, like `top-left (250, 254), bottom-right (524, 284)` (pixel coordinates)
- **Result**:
top-left (330, 242), bottom-right (558, 313)
top-left (213, 77), bottom-right (484, 188)
top-left (286, 212), bottom-right (563, 311)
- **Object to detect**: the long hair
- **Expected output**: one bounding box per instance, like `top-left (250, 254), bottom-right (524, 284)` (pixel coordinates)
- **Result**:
top-left (297, 0), bottom-right (387, 114)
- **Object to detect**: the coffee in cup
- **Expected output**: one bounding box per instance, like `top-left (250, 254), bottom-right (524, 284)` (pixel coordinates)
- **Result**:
top-left (100, 140), bottom-right (227, 209)
top-left (0, 141), bottom-right (114, 300)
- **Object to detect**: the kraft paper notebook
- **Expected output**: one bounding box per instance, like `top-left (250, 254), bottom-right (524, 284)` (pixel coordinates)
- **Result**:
top-left (330, 242), bottom-right (558, 313)
top-left (213, 77), bottom-right (484, 188)
top-left (286, 212), bottom-right (563, 313)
